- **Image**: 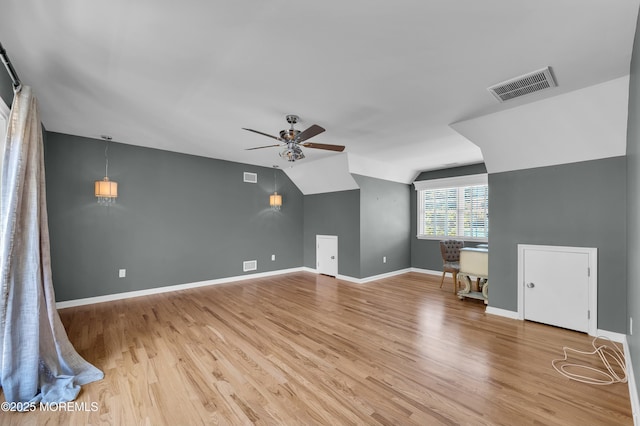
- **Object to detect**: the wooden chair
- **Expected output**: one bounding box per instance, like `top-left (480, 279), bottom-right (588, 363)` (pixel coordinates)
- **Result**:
top-left (439, 240), bottom-right (464, 294)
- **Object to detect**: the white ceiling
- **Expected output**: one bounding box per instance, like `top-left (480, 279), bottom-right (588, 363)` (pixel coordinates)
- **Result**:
top-left (452, 76), bottom-right (630, 173)
top-left (1, 1), bottom-right (638, 184)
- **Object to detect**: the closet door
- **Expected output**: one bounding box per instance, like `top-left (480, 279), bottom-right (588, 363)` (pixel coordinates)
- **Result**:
top-left (520, 245), bottom-right (594, 334)
top-left (316, 235), bottom-right (338, 277)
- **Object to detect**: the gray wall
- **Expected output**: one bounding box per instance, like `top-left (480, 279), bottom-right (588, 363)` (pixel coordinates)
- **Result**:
top-left (353, 174), bottom-right (411, 277)
top-left (303, 190), bottom-right (361, 278)
top-left (627, 6), bottom-right (640, 400)
top-left (44, 132), bottom-right (304, 301)
top-left (411, 163), bottom-right (487, 270)
top-left (489, 157), bottom-right (627, 332)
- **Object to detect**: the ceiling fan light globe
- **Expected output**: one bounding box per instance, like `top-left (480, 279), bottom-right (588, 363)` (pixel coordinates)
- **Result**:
top-left (279, 149), bottom-right (291, 161)
top-left (279, 147), bottom-right (305, 162)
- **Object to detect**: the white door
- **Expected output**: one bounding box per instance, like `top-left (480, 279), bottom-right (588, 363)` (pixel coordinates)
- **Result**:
top-left (316, 235), bottom-right (338, 277)
top-left (521, 246), bottom-right (592, 333)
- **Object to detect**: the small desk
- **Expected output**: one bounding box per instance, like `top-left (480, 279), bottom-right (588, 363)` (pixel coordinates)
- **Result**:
top-left (458, 247), bottom-right (488, 304)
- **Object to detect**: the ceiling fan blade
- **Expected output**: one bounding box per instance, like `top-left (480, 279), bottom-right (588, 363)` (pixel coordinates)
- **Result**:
top-left (300, 142), bottom-right (345, 152)
top-left (246, 144), bottom-right (282, 151)
top-left (242, 128), bottom-right (281, 141)
top-left (295, 124), bottom-right (325, 143)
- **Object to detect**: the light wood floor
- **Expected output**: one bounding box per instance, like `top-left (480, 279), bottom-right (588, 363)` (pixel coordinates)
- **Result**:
top-left (1, 272), bottom-right (632, 425)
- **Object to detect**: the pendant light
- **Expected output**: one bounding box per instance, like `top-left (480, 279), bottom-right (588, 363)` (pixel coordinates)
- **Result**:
top-left (95, 135), bottom-right (118, 205)
top-left (270, 166), bottom-right (282, 211)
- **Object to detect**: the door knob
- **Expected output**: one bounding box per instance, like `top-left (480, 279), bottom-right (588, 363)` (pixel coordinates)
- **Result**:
top-left (330, 256), bottom-right (335, 259)
top-left (526, 282), bottom-right (535, 288)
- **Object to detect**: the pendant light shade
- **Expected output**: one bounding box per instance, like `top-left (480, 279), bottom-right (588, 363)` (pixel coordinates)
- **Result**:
top-left (95, 177), bottom-right (118, 204)
top-left (270, 192), bottom-right (282, 210)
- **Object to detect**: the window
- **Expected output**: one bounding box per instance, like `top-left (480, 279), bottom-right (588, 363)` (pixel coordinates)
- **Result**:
top-left (415, 174), bottom-right (488, 241)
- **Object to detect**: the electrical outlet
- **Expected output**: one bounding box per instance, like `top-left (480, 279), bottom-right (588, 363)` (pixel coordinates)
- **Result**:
top-left (383, 256), bottom-right (387, 263)
top-left (271, 254), bottom-right (276, 261)
top-left (119, 269), bottom-right (126, 278)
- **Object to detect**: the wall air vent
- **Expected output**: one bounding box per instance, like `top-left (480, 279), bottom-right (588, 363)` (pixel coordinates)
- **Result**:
top-left (488, 67), bottom-right (556, 102)
top-left (243, 260), bottom-right (257, 272)
top-left (243, 172), bottom-right (257, 183)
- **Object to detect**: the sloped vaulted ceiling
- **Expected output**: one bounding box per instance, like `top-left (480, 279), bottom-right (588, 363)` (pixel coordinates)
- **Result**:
top-left (450, 76), bottom-right (629, 174)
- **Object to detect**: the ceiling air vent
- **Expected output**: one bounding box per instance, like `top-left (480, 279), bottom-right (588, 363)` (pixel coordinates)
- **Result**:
top-left (487, 67), bottom-right (556, 102)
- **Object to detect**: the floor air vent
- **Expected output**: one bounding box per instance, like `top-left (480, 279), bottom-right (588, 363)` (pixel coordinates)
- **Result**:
top-left (488, 67), bottom-right (556, 102)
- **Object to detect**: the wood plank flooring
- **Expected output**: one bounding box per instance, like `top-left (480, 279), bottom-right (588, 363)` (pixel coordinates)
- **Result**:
top-left (1, 271), bottom-right (633, 425)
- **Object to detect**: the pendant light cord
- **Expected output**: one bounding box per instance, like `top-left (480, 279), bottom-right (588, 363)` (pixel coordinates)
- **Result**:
top-left (100, 135), bottom-right (113, 178)
top-left (104, 143), bottom-right (109, 178)
top-left (103, 138), bottom-right (113, 178)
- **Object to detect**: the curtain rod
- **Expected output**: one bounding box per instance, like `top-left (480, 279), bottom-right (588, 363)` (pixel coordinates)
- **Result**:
top-left (0, 42), bottom-right (22, 91)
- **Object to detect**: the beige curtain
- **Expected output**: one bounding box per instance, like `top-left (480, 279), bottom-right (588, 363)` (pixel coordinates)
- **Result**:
top-left (0, 86), bottom-right (103, 403)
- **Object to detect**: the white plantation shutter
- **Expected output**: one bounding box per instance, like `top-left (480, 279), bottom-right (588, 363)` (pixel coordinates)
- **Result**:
top-left (415, 174), bottom-right (488, 241)
top-left (461, 185), bottom-right (488, 238)
top-left (427, 187), bottom-right (457, 237)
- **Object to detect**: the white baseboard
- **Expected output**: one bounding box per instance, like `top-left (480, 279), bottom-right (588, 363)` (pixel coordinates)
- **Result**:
top-left (56, 267), bottom-right (418, 308)
top-left (55, 267), bottom-right (307, 309)
top-left (482, 309), bottom-right (630, 344)
top-left (409, 267), bottom-right (442, 277)
top-left (302, 267), bottom-right (415, 284)
top-left (596, 329), bottom-right (626, 343)
top-left (340, 268), bottom-right (414, 284)
top-left (337, 274), bottom-right (359, 283)
top-left (485, 307), bottom-right (519, 320)
top-left (56, 266), bottom-right (442, 309)
top-left (623, 336), bottom-right (640, 426)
